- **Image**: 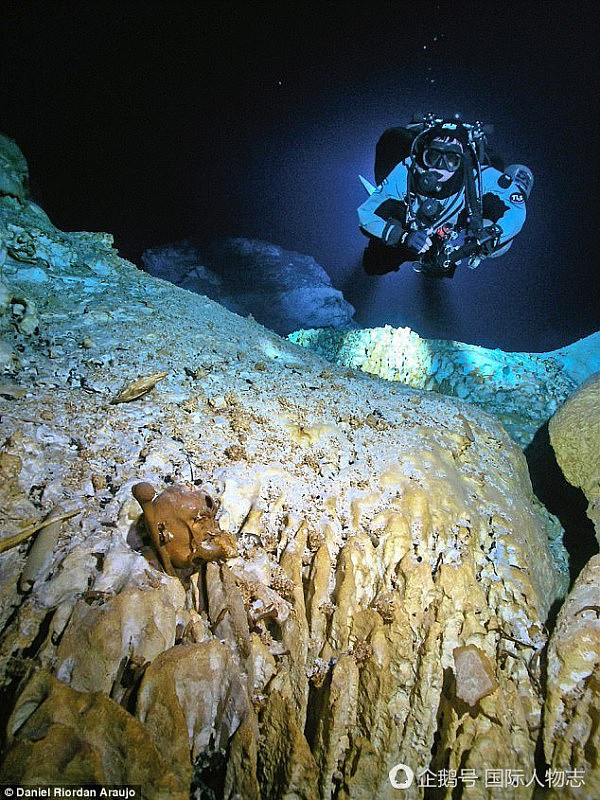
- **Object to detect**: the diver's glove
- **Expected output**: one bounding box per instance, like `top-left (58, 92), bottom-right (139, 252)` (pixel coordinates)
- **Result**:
top-left (401, 230), bottom-right (433, 255)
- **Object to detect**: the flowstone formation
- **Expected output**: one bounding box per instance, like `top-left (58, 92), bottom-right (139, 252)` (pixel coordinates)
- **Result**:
top-left (289, 326), bottom-right (600, 449)
top-left (0, 135), bottom-right (582, 798)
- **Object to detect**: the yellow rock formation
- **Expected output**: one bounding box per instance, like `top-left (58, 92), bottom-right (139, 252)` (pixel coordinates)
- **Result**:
top-left (549, 373), bottom-right (600, 541)
top-left (543, 555), bottom-right (600, 800)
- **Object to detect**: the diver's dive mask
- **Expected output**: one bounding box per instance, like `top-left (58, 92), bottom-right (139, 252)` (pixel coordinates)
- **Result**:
top-left (409, 131), bottom-right (465, 196)
top-left (422, 141), bottom-right (463, 172)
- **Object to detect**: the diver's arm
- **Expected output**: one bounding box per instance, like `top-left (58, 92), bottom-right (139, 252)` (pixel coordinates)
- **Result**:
top-left (481, 168), bottom-right (527, 246)
top-left (357, 162), bottom-right (410, 243)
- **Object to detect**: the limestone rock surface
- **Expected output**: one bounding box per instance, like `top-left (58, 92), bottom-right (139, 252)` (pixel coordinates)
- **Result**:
top-left (141, 236), bottom-right (356, 335)
top-left (543, 555), bottom-right (600, 799)
top-left (549, 373), bottom-right (600, 540)
top-left (136, 640), bottom-right (250, 788)
top-left (0, 136), bottom-right (575, 799)
top-left (0, 669), bottom-right (187, 797)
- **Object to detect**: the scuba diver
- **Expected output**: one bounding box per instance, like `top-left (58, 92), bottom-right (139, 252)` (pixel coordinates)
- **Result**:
top-left (357, 114), bottom-right (533, 277)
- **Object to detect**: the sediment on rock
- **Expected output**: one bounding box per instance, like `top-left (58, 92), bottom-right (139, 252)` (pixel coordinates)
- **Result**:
top-left (0, 669), bottom-right (188, 797)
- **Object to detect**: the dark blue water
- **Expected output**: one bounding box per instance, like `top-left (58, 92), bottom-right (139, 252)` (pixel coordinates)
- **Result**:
top-left (2, 2), bottom-right (599, 351)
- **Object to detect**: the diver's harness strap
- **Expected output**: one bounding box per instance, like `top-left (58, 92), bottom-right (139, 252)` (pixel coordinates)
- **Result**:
top-left (462, 146), bottom-right (483, 236)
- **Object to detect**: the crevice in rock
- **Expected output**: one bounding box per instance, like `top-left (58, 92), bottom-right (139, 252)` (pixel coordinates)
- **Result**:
top-left (533, 720), bottom-right (550, 792)
top-left (304, 675), bottom-right (332, 754)
top-left (0, 660), bottom-right (36, 757)
top-left (20, 609), bottom-right (54, 660)
top-left (451, 749), bottom-right (469, 800)
top-left (190, 744), bottom-right (227, 800)
top-left (525, 421), bottom-right (597, 586)
top-left (109, 654), bottom-right (149, 714)
top-left (584, 696), bottom-right (599, 765)
top-left (0, 678), bottom-right (21, 755)
top-left (430, 669), bottom-right (453, 776)
top-left (542, 596), bottom-right (565, 639)
top-left (197, 563), bottom-right (210, 617)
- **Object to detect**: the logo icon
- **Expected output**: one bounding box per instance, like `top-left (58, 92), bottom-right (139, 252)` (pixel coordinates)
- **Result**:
top-left (389, 763), bottom-right (415, 789)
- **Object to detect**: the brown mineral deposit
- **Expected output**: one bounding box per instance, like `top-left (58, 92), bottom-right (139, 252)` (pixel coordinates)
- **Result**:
top-left (133, 481), bottom-right (237, 574)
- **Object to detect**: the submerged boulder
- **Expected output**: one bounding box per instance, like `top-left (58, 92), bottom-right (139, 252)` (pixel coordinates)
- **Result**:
top-left (543, 555), bottom-right (600, 800)
top-left (1, 669), bottom-right (187, 796)
top-left (141, 236), bottom-right (356, 335)
top-left (549, 373), bottom-right (600, 541)
top-left (0, 132), bottom-right (29, 201)
top-left (540, 376), bottom-right (600, 798)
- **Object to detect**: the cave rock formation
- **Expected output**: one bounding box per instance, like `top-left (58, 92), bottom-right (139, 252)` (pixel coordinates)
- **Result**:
top-left (0, 133), bottom-right (590, 799)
